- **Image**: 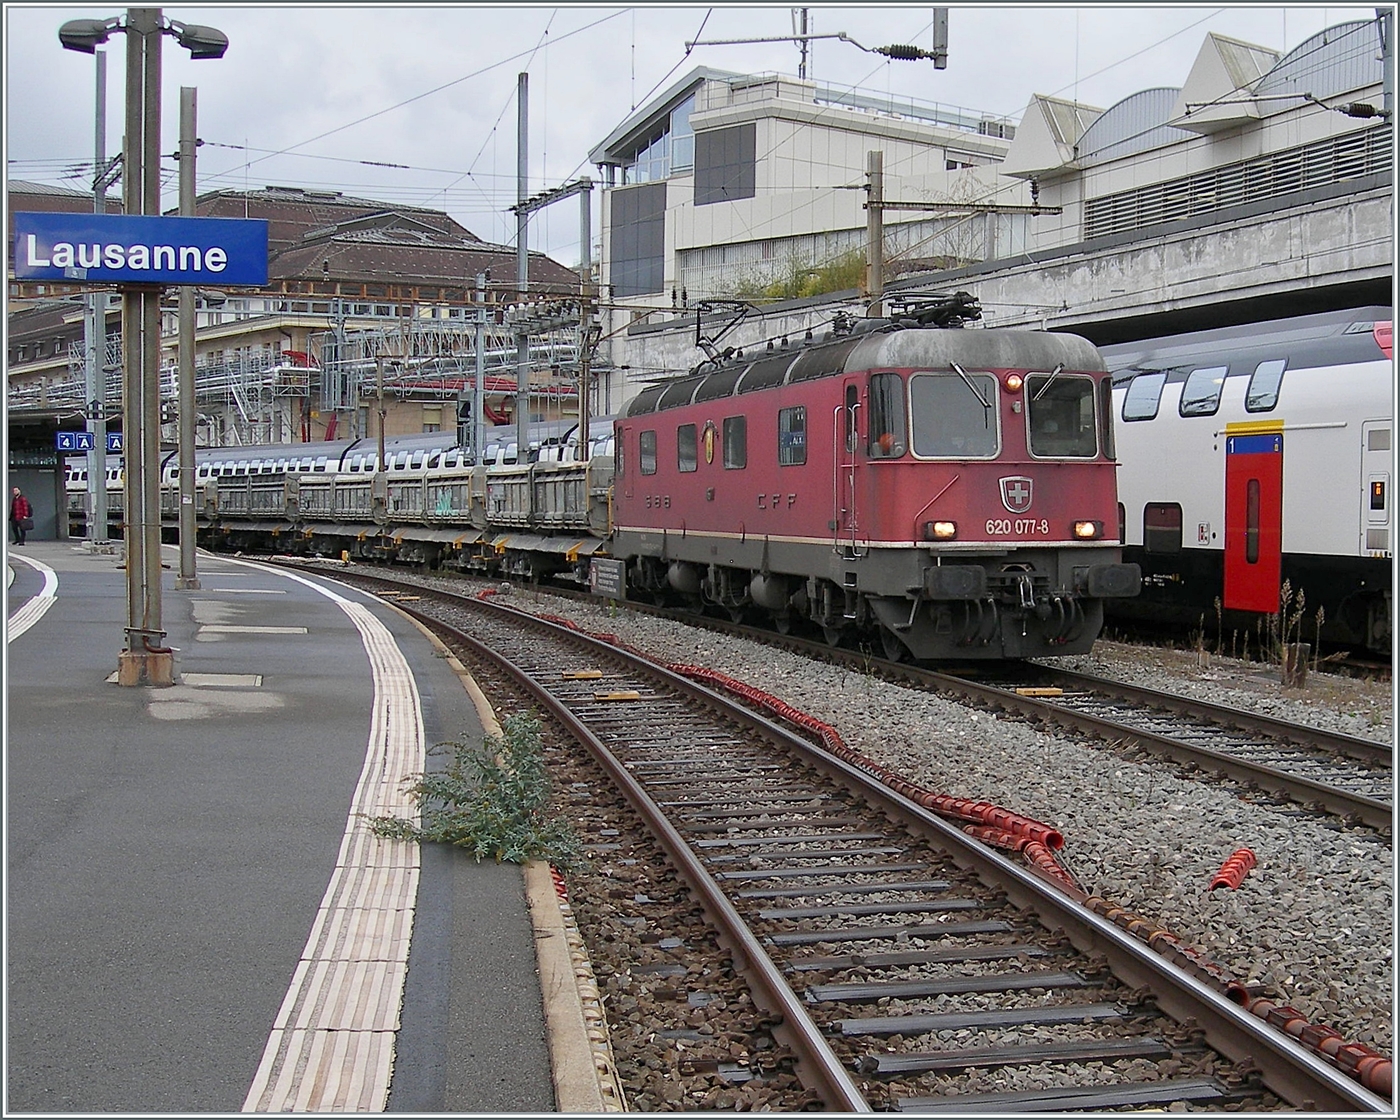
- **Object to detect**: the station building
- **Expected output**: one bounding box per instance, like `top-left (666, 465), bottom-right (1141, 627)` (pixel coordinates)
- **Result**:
top-left (7, 185), bottom-right (584, 454)
top-left (588, 18), bottom-right (1392, 399)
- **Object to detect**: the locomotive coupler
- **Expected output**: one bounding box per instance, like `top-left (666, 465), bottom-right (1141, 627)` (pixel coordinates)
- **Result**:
top-left (1016, 574), bottom-right (1036, 611)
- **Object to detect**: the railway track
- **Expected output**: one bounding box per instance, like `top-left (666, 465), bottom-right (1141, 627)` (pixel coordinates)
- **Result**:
top-left (299, 563), bottom-right (1390, 1112)
top-left (310, 561), bottom-right (1392, 836)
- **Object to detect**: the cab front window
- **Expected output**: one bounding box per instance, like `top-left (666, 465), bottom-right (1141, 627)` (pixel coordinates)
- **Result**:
top-left (1027, 372), bottom-right (1098, 457)
top-left (910, 370), bottom-right (998, 458)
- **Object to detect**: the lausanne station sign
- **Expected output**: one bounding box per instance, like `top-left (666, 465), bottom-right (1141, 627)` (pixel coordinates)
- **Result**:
top-left (13, 212), bottom-right (268, 287)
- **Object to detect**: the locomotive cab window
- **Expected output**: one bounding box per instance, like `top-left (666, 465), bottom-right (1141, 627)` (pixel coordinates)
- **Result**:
top-left (909, 370), bottom-right (998, 458)
top-left (1027, 372), bottom-right (1098, 457)
top-left (677, 424), bottom-right (698, 472)
top-left (638, 430), bottom-right (657, 475)
top-left (1179, 366), bottom-right (1226, 417)
top-left (1245, 359), bottom-right (1286, 412)
top-left (723, 416), bottom-right (747, 469)
top-left (778, 406), bottom-right (806, 465)
top-left (868, 373), bottom-right (906, 458)
top-left (1122, 371), bottom-right (1167, 421)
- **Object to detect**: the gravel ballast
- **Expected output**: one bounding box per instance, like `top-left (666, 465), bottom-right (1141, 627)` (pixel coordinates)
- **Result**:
top-left (487, 587), bottom-right (1394, 1056)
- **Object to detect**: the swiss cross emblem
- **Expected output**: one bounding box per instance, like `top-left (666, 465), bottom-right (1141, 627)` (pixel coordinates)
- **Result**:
top-left (999, 476), bottom-right (1033, 514)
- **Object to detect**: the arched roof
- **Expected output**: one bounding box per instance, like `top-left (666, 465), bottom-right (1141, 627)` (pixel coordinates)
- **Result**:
top-left (1255, 20), bottom-right (1384, 111)
top-left (1076, 87), bottom-right (1188, 166)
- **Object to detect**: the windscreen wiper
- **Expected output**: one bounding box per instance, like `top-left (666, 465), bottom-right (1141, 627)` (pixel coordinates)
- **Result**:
top-left (1032, 363), bottom-right (1065, 401)
top-left (949, 361), bottom-right (991, 409)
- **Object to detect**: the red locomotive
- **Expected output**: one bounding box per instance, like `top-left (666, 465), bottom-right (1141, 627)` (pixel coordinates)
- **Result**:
top-left (610, 310), bottom-right (1139, 659)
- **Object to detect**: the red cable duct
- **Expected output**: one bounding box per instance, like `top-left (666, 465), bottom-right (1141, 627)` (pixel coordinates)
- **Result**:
top-left (511, 608), bottom-right (1391, 1099)
top-left (1210, 847), bottom-right (1257, 890)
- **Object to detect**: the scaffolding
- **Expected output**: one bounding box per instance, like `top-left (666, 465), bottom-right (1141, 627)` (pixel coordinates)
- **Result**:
top-left (26, 307), bottom-right (591, 447)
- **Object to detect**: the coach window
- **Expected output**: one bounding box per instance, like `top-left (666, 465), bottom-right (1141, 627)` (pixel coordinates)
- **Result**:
top-left (867, 374), bottom-right (906, 458)
top-left (723, 416), bottom-right (747, 468)
top-left (778, 406), bottom-right (807, 465)
top-left (1122, 371), bottom-right (1167, 421)
top-left (1245, 479), bottom-right (1261, 563)
top-left (639, 429), bottom-right (657, 475)
top-left (1245, 359), bottom-right (1286, 412)
top-left (677, 424), bottom-right (698, 472)
top-left (1027, 372), bottom-right (1097, 457)
top-left (1179, 366), bottom-right (1227, 417)
top-left (909, 370), bottom-right (998, 457)
top-left (1143, 502), bottom-right (1183, 553)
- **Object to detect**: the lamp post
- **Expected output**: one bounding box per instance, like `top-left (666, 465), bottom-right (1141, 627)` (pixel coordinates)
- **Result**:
top-left (60, 7), bottom-right (227, 686)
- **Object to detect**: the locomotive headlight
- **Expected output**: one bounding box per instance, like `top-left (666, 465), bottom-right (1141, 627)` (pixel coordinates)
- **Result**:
top-left (1004, 373), bottom-right (1024, 392)
top-left (924, 520), bottom-right (958, 541)
top-left (1073, 520), bottom-right (1103, 540)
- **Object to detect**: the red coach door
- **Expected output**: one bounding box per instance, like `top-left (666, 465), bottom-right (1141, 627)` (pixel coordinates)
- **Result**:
top-left (1223, 426), bottom-right (1283, 613)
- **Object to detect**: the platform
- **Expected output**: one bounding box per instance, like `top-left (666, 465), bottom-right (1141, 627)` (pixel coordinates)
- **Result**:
top-left (5, 540), bottom-right (598, 1113)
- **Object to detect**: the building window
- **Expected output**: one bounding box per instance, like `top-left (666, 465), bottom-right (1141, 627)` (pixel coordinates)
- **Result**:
top-left (694, 124), bottom-right (756, 206)
top-left (670, 93), bottom-right (696, 172)
top-left (610, 181), bottom-right (667, 297)
top-left (677, 423), bottom-right (697, 472)
top-left (778, 406), bottom-right (806, 465)
top-left (723, 416), bottom-right (747, 469)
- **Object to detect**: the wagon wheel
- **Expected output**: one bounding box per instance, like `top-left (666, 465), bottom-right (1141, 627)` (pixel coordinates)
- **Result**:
top-left (879, 625), bottom-right (908, 663)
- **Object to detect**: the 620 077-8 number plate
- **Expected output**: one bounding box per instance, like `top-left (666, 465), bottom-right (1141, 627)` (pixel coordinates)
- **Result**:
top-left (986, 518), bottom-right (1049, 535)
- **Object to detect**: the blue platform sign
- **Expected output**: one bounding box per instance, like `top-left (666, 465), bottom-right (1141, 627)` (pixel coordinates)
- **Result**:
top-left (57, 431), bottom-right (96, 452)
top-left (108, 431), bottom-right (123, 453)
top-left (13, 212), bottom-right (268, 287)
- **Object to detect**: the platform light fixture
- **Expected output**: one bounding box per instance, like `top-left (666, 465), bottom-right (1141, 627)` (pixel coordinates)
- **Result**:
top-left (58, 6), bottom-right (229, 686)
top-left (59, 12), bottom-right (228, 58)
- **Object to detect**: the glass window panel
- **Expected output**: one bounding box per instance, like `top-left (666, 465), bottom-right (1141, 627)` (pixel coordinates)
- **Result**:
top-left (639, 429), bottom-right (657, 475)
top-left (909, 372), bottom-right (998, 457)
top-left (1122, 371), bottom-right (1167, 421)
top-left (867, 373), bottom-right (906, 458)
top-left (1143, 502), bottom-right (1183, 553)
top-left (1245, 359), bottom-right (1286, 412)
top-left (1027, 373), bottom-right (1098, 457)
top-left (778, 406), bottom-right (806, 465)
top-left (677, 423), bottom-right (698, 472)
top-left (723, 416), bottom-right (747, 469)
top-left (1180, 366), bottom-right (1227, 416)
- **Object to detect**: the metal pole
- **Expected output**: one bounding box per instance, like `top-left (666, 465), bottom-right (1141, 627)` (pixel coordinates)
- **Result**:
top-left (86, 49), bottom-right (110, 544)
top-left (120, 8), bottom-right (147, 653)
top-left (377, 355), bottom-right (386, 471)
top-left (865, 149), bottom-right (884, 318)
top-left (139, 8), bottom-right (164, 647)
top-left (176, 85), bottom-right (199, 589)
top-left (474, 271), bottom-right (486, 464)
top-left (577, 183), bottom-right (592, 451)
top-left (516, 71), bottom-right (530, 462)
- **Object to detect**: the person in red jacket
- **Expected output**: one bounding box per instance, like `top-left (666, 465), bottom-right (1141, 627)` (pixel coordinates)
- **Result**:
top-left (10, 486), bottom-right (32, 545)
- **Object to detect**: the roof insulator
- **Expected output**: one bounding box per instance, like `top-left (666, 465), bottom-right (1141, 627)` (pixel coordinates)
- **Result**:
top-left (876, 43), bottom-right (931, 61)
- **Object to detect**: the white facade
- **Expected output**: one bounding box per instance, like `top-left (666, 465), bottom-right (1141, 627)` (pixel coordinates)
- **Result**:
top-left (591, 68), bottom-right (1023, 308)
top-left (588, 19), bottom-right (1392, 408)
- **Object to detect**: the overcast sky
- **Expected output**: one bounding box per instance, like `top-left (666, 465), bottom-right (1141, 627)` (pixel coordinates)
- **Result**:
top-left (5, 4), bottom-right (1383, 265)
